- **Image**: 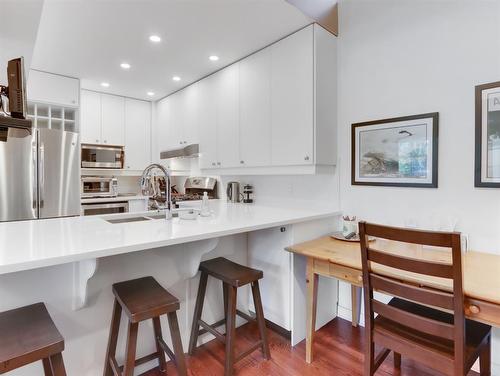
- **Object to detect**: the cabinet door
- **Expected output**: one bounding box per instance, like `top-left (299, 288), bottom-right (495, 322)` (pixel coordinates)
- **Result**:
top-left (239, 48), bottom-right (272, 167)
top-left (166, 92), bottom-right (183, 149)
top-left (101, 94), bottom-right (125, 146)
top-left (80, 90), bottom-right (101, 144)
top-left (28, 70), bottom-right (80, 107)
top-left (271, 26), bottom-right (314, 166)
top-left (125, 98), bottom-right (151, 170)
top-left (182, 83), bottom-right (200, 145)
top-left (155, 96), bottom-right (170, 161)
top-left (215, 64), bottom-right (240, 168)
top-left (198, 76), bottom-right (217, 169)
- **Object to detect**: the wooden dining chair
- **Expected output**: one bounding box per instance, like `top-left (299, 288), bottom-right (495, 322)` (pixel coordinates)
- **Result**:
top-left (358, 221), bottom-right (491, 376)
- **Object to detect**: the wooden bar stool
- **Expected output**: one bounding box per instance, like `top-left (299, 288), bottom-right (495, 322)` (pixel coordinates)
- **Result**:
top-left (188, 257), bottom-right (271, 376)
top-left (103, 276), bottom-right (187, 376)
top-left (0, 303), bottom-right (66, 375)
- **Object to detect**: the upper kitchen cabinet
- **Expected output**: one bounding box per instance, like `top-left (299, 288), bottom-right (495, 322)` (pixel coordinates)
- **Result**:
top-left (27, 70), bottom-right (80, 107)
top-left (271, 26), bottom-right (314, 166)
top-left (80, 90), bottom-right (125, 146)
top-left (239, 48), bottom-right (272, 167)
top-left (125, 98), bottom-right (151, 170)
top-left (101, 94), bottom-right (125, 145)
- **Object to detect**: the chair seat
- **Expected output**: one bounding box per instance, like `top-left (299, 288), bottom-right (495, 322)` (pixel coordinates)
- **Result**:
top-left (112, 276), bottom-right (179, 323)
top-left (0, 303), bottom-right (64, 373)
top-left (199, 257), bottom-right (263, 287)
top-left (374, 298), bottom-right (491, 368)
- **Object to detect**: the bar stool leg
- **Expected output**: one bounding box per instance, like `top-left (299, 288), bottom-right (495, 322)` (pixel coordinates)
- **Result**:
top-left (168, 311), bottom-right (188, 376)
top-left (103, 299), bottom-right (122, 376)
top-left (225, 286), bottom-right (237, 376)
top-left (223, 282), bottom-right (229, 320)
top-left (251, 281), bottom-right (271, 360)
top-left (42, 358), bottom-right (53, 376)
top-left (394, 352), bottom-right (401, 369)
top-left (122, 322), bottom-right (139, 376)
top-left (152, 317), bottom-right (167, 373)
top-left (188, 271), bottom-right (208, 354)
top-left (48, 353), bottom-right (67, 376)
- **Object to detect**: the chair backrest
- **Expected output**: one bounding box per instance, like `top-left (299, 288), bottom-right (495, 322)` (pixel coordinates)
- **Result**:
top-left (358, 221), bottom-right (465, 363)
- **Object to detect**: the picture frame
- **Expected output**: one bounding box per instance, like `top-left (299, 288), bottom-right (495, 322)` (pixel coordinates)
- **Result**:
top-left (351, 112), bottom-right (439, 188)
top-left (475, 81), bottom-right (500, 187)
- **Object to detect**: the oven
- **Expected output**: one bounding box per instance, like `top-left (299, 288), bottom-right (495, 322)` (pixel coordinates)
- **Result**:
top-left (81, 144), bottom-right (124, 169)
top-left (81, 177), bottom-right (118, 198)
top-left (81, 201), bottom-right (129, 216)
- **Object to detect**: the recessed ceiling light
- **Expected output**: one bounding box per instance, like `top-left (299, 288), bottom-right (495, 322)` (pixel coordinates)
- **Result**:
top-left (172, 76), bottom-right (181, 82)
top-left (149, 35), bottom-right (161, 43)
top-left (209, 55), bottom-right (219, 61)
top-left (120, 62), bottom-right (131, 69)
top-left (101, 82), bottom-right (110, 87)
top-left (147, 91), bottom-right (155, 96)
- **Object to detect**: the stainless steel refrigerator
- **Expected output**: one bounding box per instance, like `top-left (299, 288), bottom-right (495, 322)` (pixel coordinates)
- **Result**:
top-left (0, 119), bottom-right (80, 222)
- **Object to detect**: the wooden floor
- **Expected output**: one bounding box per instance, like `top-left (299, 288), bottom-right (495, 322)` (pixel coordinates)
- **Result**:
top-left (140, 317), bottom-right (478, 376)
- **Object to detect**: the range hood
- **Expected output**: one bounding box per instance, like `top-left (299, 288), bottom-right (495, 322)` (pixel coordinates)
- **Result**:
top-left (160, 143), bottom-right (199, 159)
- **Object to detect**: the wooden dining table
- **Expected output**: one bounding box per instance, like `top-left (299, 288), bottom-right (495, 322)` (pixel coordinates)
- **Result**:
top-left (286, 236), bottom-right (500, 363)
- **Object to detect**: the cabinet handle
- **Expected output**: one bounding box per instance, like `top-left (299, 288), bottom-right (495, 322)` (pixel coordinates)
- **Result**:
top-left (96, 139), bottom-right (99, 143)
top-left (240, 160), bottom-right (244, 164)
top-left (217, 162), bottom-right (221, 166)
top-left (104, 140), bottom-right (107, 143)
top-left (304, 156), bottom-right (310, 161)
top-left (212, 162), bottom-right (216, 166)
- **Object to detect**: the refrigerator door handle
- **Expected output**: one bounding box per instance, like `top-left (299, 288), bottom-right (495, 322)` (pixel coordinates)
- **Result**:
top-left (39, 143), bottom-right (45, 208)
top-left (32, 141), bottom-right (37, 211)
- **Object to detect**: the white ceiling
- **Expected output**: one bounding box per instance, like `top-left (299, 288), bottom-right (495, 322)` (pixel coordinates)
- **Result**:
top-left (0, 0), bottom-right (44, 85)
top-left (31, 0), bottom-right (312, 101)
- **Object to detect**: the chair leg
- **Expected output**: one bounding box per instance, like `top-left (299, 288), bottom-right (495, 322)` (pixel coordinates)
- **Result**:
top-left (251, 281), bottom-right (271, 360)
top-left (103, 299), bottom-right (122, 376)
top-left (48, 353), bottom-right (67, 376)
top-left (394, 352), bottom-right (401, 369)
top-left (122, 322), bottom-right (139, 376)
top-left (153, 317), bottom-right (167, 373)
top-left (480, 335), bottom-right (491, 376)
top-left (168, 311), bottom-right (188, 376)
top-left (188, 271), bottom-right (208, 354)
top-left (225, 286), bottom-right (237, 376)
top-left (364, 339), bottom-right (375, 376)
top-left (42, 358), bottom-right (53, 376)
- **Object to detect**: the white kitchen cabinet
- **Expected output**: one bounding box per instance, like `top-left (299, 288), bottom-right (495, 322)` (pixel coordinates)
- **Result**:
top-left (216, 64), bottom-right (240, 168)
top-left (27, 70), bottom-right (80, 107)
top-left (101, 94), bottom-right (125, 146)
top-left (80, 90), bottom-right (101, 144)
top-left (271, 26), bottom-right (314, 166)
top-left (182, 83), bottom-right (200, 145)
top-left (198, 76), bottom-right (217, 169)
top-left (125, 98), bottom-right (151, 170)
top-left (239, 48), bottom-right (272, 167)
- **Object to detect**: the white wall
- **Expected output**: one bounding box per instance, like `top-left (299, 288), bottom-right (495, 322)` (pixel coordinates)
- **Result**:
top-left (337, 0), bottom-right (500, 372)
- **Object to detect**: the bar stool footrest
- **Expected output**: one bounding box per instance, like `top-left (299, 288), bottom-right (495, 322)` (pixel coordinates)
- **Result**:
top-left (110, 351), bottom-right (161, 376)
top-left (235, 340), bottom-right (264, 363)
top-left (198, 319), bottom-right (226, 343)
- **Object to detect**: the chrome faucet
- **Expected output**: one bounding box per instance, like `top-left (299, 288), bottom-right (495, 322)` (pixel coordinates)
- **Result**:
top-left (140, 163), bottom-right (173, 219)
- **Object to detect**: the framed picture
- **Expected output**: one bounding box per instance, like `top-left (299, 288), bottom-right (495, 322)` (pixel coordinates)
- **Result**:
top-left (475, 81), bottom-right (500, 187)
top-left (351, 112), bottom-right (439, 188)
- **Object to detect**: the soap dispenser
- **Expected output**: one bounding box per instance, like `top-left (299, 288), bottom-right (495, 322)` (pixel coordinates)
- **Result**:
top-left (200, 191), bottom-right (210, 217)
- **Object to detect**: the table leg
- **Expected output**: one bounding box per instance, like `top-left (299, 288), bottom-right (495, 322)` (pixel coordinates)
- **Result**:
top-left (351, 285), bottom-right (362, 327)
top-left (306, 257), bottom-right (318, 364)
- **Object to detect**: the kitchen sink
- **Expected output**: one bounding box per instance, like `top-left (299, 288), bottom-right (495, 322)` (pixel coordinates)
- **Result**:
top-left (106, 216), bottom-right (151, 224)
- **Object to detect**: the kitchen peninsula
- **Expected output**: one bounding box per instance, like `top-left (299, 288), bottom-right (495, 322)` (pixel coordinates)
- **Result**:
top-left (0, 200), bottom-right (340, 375)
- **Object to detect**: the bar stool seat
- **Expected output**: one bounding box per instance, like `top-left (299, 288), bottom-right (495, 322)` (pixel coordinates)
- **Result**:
top-left (0, 303), bottom-right (66, 375)
top-left (112, 276), bottom-right (180, 323)
top-left (104, 276), bottom-right (187, 376)
top-left (189, 257), bottom-right (271, 376)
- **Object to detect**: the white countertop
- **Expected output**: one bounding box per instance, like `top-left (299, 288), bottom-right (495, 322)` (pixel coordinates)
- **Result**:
top-left (0, 200), bottom-right (340, 275)
top-left (81, 194), bottom-right (148, 204)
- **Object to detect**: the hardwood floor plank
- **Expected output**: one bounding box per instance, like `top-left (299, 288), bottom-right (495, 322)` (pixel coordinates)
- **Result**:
top-left (139, 317), bottom-right (479, 376)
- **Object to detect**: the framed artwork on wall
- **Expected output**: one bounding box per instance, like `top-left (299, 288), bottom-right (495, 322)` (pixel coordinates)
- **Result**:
top-left (475, 81), bottom-right (500, 187)
top-left (351, 112), bottom-right (439, 188)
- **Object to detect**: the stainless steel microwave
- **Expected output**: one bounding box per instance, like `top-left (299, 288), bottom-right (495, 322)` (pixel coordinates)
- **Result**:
top-left (81, 144), bottom-right (124, 169)
top-left (81, 176), bottom-right (118, 198)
